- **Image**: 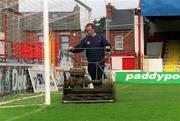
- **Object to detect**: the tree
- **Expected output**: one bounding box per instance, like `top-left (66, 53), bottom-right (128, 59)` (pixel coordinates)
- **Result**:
top-left (93, 17), bottom-right (106, 33)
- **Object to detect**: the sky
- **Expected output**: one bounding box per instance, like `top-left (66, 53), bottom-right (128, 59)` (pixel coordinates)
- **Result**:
top-left (82, 0), bottom-right (139, 19)
top-left (19, 0), bottom-right (139, 19)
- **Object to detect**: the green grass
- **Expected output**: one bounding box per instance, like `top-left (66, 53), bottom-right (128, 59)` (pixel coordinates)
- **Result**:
top-left (1, 83), bottom-right (180, 121)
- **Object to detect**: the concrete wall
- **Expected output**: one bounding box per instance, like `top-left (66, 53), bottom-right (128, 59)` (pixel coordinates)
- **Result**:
top-left (147, 42), bottom-right (163, 57)
top-left (111, 56), bottom-right (122, 70)
top-left (143, 58), bottom-right (163, 72)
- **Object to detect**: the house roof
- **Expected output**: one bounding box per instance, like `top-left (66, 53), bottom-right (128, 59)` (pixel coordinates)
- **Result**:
top-left (108, 9), bottom-right (134, 31)
top-left (49, 12), bottom-right (80, 31)
top-left (21, 11), bottom-right (81, 31)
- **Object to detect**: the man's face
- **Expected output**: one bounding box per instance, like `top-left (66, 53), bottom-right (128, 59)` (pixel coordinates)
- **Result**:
top-left (86, 26), bottom-right (95, 37)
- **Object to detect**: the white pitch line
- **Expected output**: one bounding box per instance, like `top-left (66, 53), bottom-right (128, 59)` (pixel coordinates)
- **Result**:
top-left (0, 104), bottom-right (44, 109)
top-left (119, 85), bottom-right (130, 89)
top-left (0, 94), bottom-right (44, 106)
top-left (4, 106), bottom-right (46, 121)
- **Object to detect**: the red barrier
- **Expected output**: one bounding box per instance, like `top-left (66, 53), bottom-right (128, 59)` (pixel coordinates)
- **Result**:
top-left (11, 42), bottom-right (59, 65)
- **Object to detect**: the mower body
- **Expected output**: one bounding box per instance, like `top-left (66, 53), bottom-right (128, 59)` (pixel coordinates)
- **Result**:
top-left (62, 68), bottom-right (116, 103)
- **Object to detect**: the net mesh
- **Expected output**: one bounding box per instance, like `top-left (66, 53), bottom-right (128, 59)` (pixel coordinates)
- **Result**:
top-left (0, 0), bottom-right (89, 107)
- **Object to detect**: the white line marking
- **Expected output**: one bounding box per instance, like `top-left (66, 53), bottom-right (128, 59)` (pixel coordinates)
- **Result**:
top-left (0, 94), bottom-right (44, 106)
top-left (4, 106), bottom-right (46, 121)
top-left (119, 85), bottom-right (130, 89)
top-left (0, 104), bottom-right (44, 109)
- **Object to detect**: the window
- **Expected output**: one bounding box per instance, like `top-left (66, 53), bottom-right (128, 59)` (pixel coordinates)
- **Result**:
top-left (38, 35), bottom-right (44, 42)
top-left (61, 36), bottom-right (69, 49)
top-left (37, 33), bottom-right (43, 42)
top-left (115, 36), bottom-right (123, 50)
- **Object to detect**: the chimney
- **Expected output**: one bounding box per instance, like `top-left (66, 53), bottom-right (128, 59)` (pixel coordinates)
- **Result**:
top-left (73, 4), bottom-right (80, 12)
top-left (106, 3), bottom-right (114, 21)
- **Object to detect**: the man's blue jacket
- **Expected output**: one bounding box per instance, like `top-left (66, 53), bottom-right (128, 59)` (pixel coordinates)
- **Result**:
top-left (72, 33), bottom-right (111, 62)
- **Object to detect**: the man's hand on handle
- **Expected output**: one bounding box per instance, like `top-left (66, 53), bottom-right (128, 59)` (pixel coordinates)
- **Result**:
top-left (67, 46), bottom-right (74, 51)
top-left (105, 46), bottom-right (111, 52)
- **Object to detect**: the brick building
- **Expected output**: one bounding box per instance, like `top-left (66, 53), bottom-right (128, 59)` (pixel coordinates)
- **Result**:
top-left (21, 5), bottom-right (82, 48)
top-left (105, 3), bottom-right (137, 70)
top-left (11, 4), bottom-right (82, 65)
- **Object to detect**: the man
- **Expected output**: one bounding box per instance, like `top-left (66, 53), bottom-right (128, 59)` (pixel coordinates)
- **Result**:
top-left (68, 23), bottom-right (111, 81)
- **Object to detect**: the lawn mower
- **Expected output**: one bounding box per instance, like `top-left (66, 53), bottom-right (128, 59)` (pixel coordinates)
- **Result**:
top-left (62, 49), bottom-right (116, 103)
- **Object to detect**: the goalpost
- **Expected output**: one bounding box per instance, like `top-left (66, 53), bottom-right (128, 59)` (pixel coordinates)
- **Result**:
top-left (43, 0), bottom-right (50, 105)
top-left (0, 0), bottom-right (90, 108)
top-left (0, 0), bottom-right (51, 107)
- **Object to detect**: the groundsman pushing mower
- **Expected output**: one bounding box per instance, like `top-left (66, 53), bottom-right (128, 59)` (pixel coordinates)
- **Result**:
top-left (62, 67), bottom-right (116, 103)
top-left (61, 45), bottom-right (116, 103)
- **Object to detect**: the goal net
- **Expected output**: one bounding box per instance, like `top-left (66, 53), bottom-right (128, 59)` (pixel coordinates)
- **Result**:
top-left (0, 0), bottom-right (90, 108)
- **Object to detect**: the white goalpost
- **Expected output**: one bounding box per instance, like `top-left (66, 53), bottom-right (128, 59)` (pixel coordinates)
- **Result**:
top-left (0, 0), bottom-right (50, 107)
top-left (0, 0), bottom-right (90, 108)
top-left (43, 0), bottom-right (51, 105)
